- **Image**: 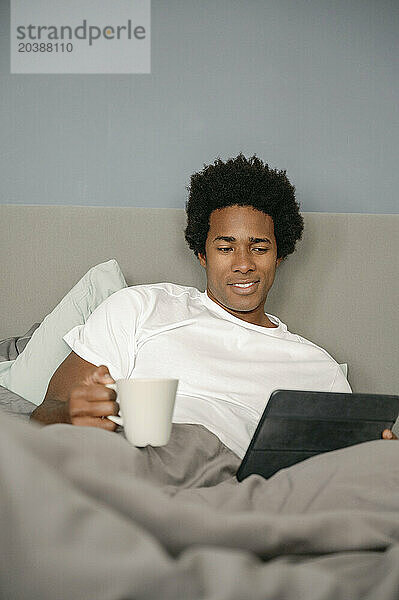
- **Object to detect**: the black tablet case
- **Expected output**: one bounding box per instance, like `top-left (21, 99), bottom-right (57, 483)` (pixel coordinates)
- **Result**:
top-left (236, 389), bottom-right (399, 482)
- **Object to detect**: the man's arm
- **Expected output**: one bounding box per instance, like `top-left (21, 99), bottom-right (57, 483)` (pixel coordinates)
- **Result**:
top-left (30, 351), bottom-right (118, 430)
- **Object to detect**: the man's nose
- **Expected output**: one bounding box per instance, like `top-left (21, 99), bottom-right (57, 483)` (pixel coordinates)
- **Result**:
top-left (232, 249), bottom-right (256, 272)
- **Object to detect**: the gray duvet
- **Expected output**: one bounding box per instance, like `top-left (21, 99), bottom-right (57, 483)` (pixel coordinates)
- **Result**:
top-left (1, 400), bottom-right (399, 600)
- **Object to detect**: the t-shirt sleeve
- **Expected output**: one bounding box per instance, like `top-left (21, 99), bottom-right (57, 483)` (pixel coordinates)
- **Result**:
top-left (330, 365), bottom-right (352, 393)
top-left (63, 288), bottom-right (142, 381)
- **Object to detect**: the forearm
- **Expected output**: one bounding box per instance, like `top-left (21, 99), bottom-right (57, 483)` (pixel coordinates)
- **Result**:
top-left (30, 397), bottom-right (70, 425)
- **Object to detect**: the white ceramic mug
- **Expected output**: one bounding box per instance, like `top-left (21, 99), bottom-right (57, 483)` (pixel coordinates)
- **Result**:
top-left (106, 378), bottom-right (178, 447)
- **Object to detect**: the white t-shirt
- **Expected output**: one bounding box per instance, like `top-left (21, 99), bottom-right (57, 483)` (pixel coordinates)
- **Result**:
top-left (63, 283), bottom-right (352, 458)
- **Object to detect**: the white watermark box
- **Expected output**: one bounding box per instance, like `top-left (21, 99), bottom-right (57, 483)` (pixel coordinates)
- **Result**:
top-left (11, 0), bottom-right (151, 74)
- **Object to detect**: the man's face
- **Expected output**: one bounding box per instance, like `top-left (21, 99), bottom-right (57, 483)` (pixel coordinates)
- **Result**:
top-left (198, 205), bottom-right (282, 327)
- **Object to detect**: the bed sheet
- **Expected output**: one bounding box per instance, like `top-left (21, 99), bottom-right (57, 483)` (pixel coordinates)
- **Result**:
top-left (0, 323), bottom-right (39, 418)
top-left (0, 322), bottom-right (40, 361)
top-left (1, 410), bottom-right (398, 600)
top-left (0, 384), bottom-right (36, 420)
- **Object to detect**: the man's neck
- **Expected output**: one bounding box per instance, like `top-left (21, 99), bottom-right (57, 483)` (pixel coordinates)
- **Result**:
top-left (206, 291), bottom-right (278, 328)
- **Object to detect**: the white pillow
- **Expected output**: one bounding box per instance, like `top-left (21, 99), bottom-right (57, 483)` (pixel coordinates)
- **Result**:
top-left (339, 363), bottom-right (348, 378)
top-left (0, 259), bottom-right (127, 406)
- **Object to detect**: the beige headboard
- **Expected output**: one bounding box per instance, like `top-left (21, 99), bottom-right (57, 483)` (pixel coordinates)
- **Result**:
top-left (1, 205), bottom-right (398, 395)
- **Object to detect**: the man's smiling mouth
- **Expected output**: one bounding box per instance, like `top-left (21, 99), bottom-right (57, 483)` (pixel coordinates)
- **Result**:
top-left (228, 280), bottom-right (259, 290)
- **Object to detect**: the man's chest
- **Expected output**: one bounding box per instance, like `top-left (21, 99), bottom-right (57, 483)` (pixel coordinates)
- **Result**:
top-left (129, 321), bottom-right (336, 414)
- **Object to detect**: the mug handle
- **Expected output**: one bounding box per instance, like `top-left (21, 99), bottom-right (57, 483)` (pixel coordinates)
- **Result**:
top-left (105, 382), bottom-right (123, 426)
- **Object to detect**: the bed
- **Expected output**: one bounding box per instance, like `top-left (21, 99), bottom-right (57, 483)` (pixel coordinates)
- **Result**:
top-left (0, 205), bottom-right (398, 599)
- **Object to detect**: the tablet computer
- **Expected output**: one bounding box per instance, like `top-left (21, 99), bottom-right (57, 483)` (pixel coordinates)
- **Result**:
top-left (236, 389), bottom-right (399, 482)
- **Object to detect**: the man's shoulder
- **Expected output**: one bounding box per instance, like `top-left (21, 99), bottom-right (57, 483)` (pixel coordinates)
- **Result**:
top-left (125, 283), bottom-right (205, 327)
top-left (112, 283), bottom-right (204, 314)
top-left (95, 283), bottom-right (204, 330)
top-left (293, 331), bottom-right (339, 363)
top-left (125, 282), bottom-right (202, 301)
top-left (96, 283), bottom-right (202, 314)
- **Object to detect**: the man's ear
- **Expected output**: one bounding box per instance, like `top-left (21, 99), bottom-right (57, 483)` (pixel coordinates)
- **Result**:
top-left (198, 252), bottom-right (207, 268)
top-left (276, 257), bottom-right (283, 267)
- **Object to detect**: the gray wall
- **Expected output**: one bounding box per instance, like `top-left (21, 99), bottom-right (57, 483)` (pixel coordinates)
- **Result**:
top-left (1, 0), bottom-right (398, 213)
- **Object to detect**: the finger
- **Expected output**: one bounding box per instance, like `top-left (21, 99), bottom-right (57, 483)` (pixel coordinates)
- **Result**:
top-left (382, 429), bottom-right (397, 440)
top-left (86, 400), bottom-right (119, 418)
top-left (71, 383), bottom-right (116, 406)
top-left (72, 416), bottom-right (118, 431)
top-left (91, 365), bottom-right (115, 385)
top-left (70, 399), bottom-right (119, 419)
top-left (86, 383), bottom-right (117, 402)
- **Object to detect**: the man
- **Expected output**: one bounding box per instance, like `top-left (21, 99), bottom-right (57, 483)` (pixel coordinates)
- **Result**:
top-left (30, 154), bottom-right (396, 456)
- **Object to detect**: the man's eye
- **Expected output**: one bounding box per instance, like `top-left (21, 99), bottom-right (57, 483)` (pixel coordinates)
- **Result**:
top-left (217, 247), bottom-right (269, 253)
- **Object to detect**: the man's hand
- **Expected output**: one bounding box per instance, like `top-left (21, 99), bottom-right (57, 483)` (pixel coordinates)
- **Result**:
top-left (31, 362), bottom-right (119, 430)
top-left (382, 429), bottom-right (398, 440)
top-left (67, 365), bottom-right (119, 430)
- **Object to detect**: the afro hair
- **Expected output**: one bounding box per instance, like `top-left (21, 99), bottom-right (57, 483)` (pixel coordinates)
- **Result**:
top-left (184, 153), bottom-right (304, 261)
